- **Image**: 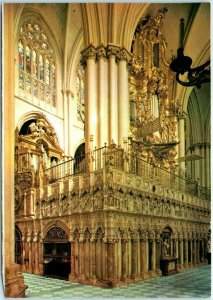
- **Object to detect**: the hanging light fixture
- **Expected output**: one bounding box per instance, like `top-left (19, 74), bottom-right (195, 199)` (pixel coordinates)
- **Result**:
top-left (170, 18), bottom-right (210, 88)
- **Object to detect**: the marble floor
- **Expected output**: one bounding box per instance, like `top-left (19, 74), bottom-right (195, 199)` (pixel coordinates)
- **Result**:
top-left (23, 264), bottom-right (211, 298)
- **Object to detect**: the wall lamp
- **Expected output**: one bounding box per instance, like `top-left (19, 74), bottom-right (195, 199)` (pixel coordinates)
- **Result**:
top-left (170, 18), bottom-right (210, 88)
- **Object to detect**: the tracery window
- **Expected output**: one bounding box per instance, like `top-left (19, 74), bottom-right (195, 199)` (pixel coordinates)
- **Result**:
top-left (18, 21), bottom-right (56, 106)
top-left (76, 66), bottom-right (85, 123)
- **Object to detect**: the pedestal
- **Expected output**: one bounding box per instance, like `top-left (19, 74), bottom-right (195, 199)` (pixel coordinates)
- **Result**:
top-left (160, 257), bottom-right (178, 276)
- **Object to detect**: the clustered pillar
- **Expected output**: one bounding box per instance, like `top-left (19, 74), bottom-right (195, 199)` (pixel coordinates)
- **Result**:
top-left (81, 44), bottom-right (131, 152)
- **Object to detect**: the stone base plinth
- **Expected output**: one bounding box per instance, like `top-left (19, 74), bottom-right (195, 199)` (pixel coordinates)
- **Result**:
top-left (160, 257), bottom-right (178, 276)
top-left (4, 263), bottom-right (28, 297)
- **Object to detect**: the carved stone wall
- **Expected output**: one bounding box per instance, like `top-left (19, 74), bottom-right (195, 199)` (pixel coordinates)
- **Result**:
top-left (16, 166), bottom-right (210, 287)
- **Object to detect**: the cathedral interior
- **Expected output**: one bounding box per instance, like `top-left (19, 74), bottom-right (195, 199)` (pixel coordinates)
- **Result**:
top-left (2, 2), bottom-right (211, 297)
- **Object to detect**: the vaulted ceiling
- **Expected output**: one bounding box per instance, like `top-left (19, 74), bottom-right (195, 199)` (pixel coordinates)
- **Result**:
top-left (15, 2), bottom-right (210, 110)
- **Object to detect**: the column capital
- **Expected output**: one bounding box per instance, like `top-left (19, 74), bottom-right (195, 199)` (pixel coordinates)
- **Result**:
top-left (62, 89), bottom-right (74, 97)
top-left (96, 44), bottom-right (107, 60)
top-left (81, 44), bottom-right (97, 66)
top-left (107, 44), bottom-right (121, 59)
top-left (116, 48), bottom-right (132, 63)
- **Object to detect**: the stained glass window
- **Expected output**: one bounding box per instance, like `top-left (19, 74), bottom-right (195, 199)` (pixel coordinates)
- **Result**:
top-left (45, 58), bottom-right (50, 85)
top-left (33, 80), bottom-right (38, 97)
top-left (52, 63), bottom-right (56, 89)
top-left (76, 67), bottom-right (85, 122)
top-left (18, 41), bottom-right (24, 70)
top-left (32, 51), bottom-right (37, 77)
top-left (19, 72), bottom-right (24, 90)
top-left (26, 46), bottom-right (31, 73)
top-left (18, 20), bottom-right (56, 106)
top-left (26, 76), bottom-right (31, 94)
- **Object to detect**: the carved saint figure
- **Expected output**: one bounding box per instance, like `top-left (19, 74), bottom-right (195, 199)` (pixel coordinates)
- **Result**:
top-left (162, 239), bottom-right (169, 257)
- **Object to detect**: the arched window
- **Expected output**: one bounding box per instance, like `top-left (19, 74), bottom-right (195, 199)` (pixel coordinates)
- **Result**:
top-left (76, 66), bottom-right (85, 122)
top-left (18, 21), bottom-right (56, 106)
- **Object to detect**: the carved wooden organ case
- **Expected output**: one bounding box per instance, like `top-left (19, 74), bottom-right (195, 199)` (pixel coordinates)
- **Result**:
top-left (15, 116), bottom-right (63, 216)
top-left (129, 8), bottom-right (180, 171)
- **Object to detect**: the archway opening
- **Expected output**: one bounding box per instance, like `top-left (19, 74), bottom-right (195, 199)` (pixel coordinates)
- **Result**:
top-left (15, 225), bottom-right (22, 265)
top-left (161, 226), bottom-right (173, 257)
top-left (74, 143), bottom-right (85, 173)
top-left (43, 226), bottom-right (71, 280)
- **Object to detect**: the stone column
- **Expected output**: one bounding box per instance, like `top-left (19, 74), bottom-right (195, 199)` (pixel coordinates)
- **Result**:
top-left (195, 146), bottom-right (200, 182)
top-left (149, 238), bottom-right (156, 273)
top-left (201, 239), bottom-right (205, 262)
top-left (67, 91), bottom-right (75, 156)
top-left (193, 240), bottom-right (197, 264)
top-left (62, 90), bottom-right (69, 155)
top-left (184, 239), bottom-right (188, 267)
top-left (146, 239), bottom-right (149, 273)
top-left (33, 233), bottom-right (39, 274)
top-left (27, 234), bottom-right (32, 273)
top-left (117, 48), bottom-right (130, 147)
top-left (155, 238), bottom-right (162, 273)
top-left (131, 238), bottom-right (138, 279)
top-left (140, 238), bottom-right (148, 278)
top-left (96, 238), bottom-right (103, 279)
top-left (179, 239), bottom-right (184, 267)
top-left (108, 45), bottom-right (119, 144)
top-left (170, 239), bottom-right (174, 257)
top-left (84, 239), bottom-right (90, 279)
top-left (69, 242), bottom-right (75, 281)
top-left (175, 239), bottom-right (179, 259)
top-left (197, 239), bottom-right (200, 263)
top-left (75, 241), bottom-right (79, 277)
top-left (205, 145), bottom-right (210, 188)
top-left (127, 237), bottom-right (132, 278)
top-left (38, 238), bottom-right (43, 275)
top-left (82, 45), bottom-right (98, 152)
top-left (90, 237), bottom-right (97, 282)
top-left (189, 239), bottom-right (193, 265)
top-left (106, 242), bottom-right (116, 285)
top-left (21, 235), bottom-right (26, 273)
top-left (3, 5), bottom-right (28, 296)
top-left (79, 240), bottom-right (85, 280)
top-left (178, 117), bottom-right (185, 176)
top-left (97, 46), bottom-right (109, 147)
top-left (121, 240), bottom-right (127, 280)
top-left (201, 146), bottom-right (206, 187)
top-left (116, 239), bottom-right (121, 280)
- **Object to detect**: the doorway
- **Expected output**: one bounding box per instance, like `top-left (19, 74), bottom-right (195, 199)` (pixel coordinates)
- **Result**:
top-left (15, 225), bottom-right (22, 265)
top-left (43, 226), bottom-right (71, 280)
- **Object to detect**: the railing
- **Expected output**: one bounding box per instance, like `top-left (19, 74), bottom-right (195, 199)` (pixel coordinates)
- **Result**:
top-left (128, 155), bottom-right (198, 196)
top-left (45, 146), bottom-right (124, 183)
top-left (199, 186), bottom-right (211, 200)
top-left (44, 145), bottom-right (205, 199)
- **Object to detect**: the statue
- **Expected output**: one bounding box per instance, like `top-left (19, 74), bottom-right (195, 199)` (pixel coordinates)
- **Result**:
top-left (162, 239), bottom-right (169, 257)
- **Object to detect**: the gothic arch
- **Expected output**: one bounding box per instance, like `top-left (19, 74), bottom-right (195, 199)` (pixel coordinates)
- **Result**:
top-left (42, 219), bottom-right (70, 240)
top-left (16, 112), bottom-right (60, 142)
top-left (15, 7), bottom-right (62, 60)
top-left (14, 6), bottom-right (63, 112)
